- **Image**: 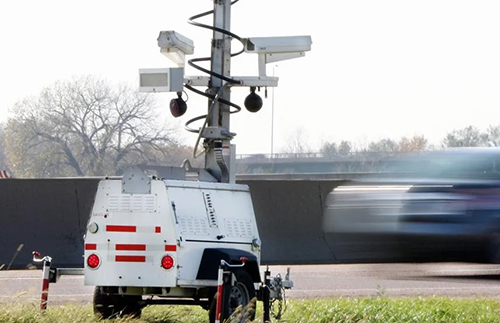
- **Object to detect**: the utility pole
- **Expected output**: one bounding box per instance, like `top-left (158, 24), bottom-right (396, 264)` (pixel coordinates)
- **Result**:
top-left (271, 65), bottom-right (277, 158)
top-left (204, 0), bottom-right (233, 183)
top-left (139, 1), bottom-right (311, 184)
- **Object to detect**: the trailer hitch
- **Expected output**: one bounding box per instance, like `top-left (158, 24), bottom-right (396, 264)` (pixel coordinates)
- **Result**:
top-left (32, 251), bottom-right (53, 310)
top-left (32, 251), bottom-right (84, 311)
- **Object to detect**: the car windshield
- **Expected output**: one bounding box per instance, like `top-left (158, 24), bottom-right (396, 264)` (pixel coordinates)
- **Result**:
top-left (381, 150), bottom-right (500, 180)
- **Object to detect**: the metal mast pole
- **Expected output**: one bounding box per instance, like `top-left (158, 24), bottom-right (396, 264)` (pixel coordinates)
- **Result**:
top-left (204, 0), bottom-right (233, 183)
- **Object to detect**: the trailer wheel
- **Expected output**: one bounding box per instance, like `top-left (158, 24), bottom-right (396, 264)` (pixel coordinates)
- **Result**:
top-left (208, 269), bottom-right (256, 323)
top-left (121, 295), bottom-right (142, 318)
top-left (93, 287), bottom-right (118, 319)
top-left (93, 287), bottom-right (142, 319)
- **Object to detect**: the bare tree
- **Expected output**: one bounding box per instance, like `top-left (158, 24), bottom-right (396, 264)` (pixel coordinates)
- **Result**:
top-left (367, 138), bottom-right (399, 154)
top-left (338, 140), bottom-right (352, 156)
top-left (320, 141), bottom-right (338, 157)
top-left (485, 125), bottom-right (500, 146)
top-left (0, 124), bottom-right (9, 174)
top-left (320, 140), bottom-right (352, 157)
top-left (442, 126), bottom-right (487, 147)
top-left (398, 135), bottom-right (428, 152)
top-left (4, 75), bottom-right (183, 177)
top-left (280, 127), bottom-right (315, 156)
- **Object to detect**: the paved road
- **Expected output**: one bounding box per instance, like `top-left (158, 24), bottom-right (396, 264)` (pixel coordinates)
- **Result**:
top-left (2, 263), bottom-right (500, 306)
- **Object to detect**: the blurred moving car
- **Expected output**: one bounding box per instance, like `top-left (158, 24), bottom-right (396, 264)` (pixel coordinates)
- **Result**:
top-left (323, 147), bottom-right (500, 263)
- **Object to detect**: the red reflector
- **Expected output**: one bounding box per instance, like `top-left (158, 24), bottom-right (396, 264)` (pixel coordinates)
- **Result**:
top-left (106, 225), bottom-right (136, 232)
top-left (115, 255), bottom-right (146, 262)
top-left (115, 244), bottom-right (146, 251)
top-left (87, 254), bottom-right (100, 269)
top-left (161, 255), bottom-right (174, 269)
top-left (155, 226), bottom-right (161, 233)
top-left (85, 243), bottom-right (97, 250)
top-left (165, 245), bottom-right (177, 252)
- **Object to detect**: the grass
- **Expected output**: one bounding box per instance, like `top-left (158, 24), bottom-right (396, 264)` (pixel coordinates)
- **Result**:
top-left (1, 297), bottom-right (500, 323)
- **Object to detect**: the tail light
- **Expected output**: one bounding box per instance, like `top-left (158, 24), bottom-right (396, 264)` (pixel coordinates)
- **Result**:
top-left (87, 254), bottom-right (101, 269)
top-left (161, 255), bottom-right (174, 270)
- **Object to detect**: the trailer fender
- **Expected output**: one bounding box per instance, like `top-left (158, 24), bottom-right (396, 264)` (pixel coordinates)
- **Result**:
top-left (196, 248), bottom-right (261, 282)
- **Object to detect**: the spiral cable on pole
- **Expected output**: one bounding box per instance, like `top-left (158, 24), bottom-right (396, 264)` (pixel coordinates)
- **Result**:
top-left (183, 0), bottom-right (246, 157)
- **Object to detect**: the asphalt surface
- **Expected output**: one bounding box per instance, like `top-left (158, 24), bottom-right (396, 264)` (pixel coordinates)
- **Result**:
top-left (2, 263), bottom-right (500, 306)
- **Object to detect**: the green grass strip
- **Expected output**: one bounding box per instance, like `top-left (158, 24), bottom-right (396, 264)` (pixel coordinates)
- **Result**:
top-left (1, 297), bottom-right (500, 323)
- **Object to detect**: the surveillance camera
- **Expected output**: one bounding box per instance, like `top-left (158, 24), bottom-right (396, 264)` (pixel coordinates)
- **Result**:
top-left (243, 35), bottom-right (312, 54)
top-left (157, 31), bottom-right (195, 55)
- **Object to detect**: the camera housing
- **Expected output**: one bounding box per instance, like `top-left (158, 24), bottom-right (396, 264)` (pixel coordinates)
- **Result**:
top-left (157, 31), bottom-right (195, 66)
top-left (243, 36), bottom-right (312, 54)
top-left (138, 68), bottom-right (184, 93)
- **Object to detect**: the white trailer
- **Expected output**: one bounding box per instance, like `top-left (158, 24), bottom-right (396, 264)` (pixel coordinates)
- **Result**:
top-left (34, 1), bottom-right (311, 322)
top-left (84, 166), bottom-right (263, 319)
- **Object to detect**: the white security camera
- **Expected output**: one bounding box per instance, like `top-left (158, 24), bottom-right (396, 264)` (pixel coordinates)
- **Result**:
top-left (157, 31), bottom-right (195, 66)
top-left (242, 35), bottom-right (312, 77)
top-left (243, 36), bottom-right (312, 54)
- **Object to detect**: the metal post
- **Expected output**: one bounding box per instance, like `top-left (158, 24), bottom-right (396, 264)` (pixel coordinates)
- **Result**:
top-left (40, 257), bottom-right (51, 310)
top-left (263, 266), bottom-right (271, 322)
top-left (271, 65), bottom-right (277, 158)
top-left (215, 261), bottom-right (233, 323)
top-left (32, 251), bottom-right (53, 311)
top-left (215, 258), bottom-right (248, 322)
top-left (221, 267), bottom-right (232, 321)
top-left (215, 263), bottom-right (225, 323)
top-left (205, 0), bottom-right (233, 183)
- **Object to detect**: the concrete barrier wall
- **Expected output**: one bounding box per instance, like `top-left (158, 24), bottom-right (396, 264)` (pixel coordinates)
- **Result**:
top-left (245, 180), bottom-right (342, 264)
top-left (0, 178), bottom-right (381, 269)
top-left (0, 179), bottom-right (100, 269)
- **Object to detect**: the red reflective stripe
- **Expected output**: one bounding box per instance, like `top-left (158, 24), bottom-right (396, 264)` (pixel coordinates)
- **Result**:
top-left (106, 225), bottom-right (136, 232)
top-left (155, 226), bottom-right (161, 233)
top-left (85, 243), bottom-right (97, 250)
top-left (115, 255), bottom-right (146, 262)
top-left (116, 244), bottom-right (146, 251)
top-left (165, 245), bottom-right (177, 252)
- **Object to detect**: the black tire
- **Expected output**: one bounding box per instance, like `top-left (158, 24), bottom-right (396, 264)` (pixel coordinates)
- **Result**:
top-left (93, 287), bottom-right (142, 319)
top-left (93, 287), bottom-right (118, 319)
top-left (208, 269), bottom-right (256, 323)
top-left (121, 295), bottom-right (142, 318)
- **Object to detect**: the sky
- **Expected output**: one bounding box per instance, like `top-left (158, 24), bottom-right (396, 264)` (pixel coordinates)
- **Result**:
top-left (1, 0), bottom-right (500, 155)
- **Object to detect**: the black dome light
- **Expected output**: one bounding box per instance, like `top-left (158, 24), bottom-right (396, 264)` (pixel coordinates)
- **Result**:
top-left (244, 87), bottom-right (263, 113)
top-left (170, 92), bottom-right (187, 117)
